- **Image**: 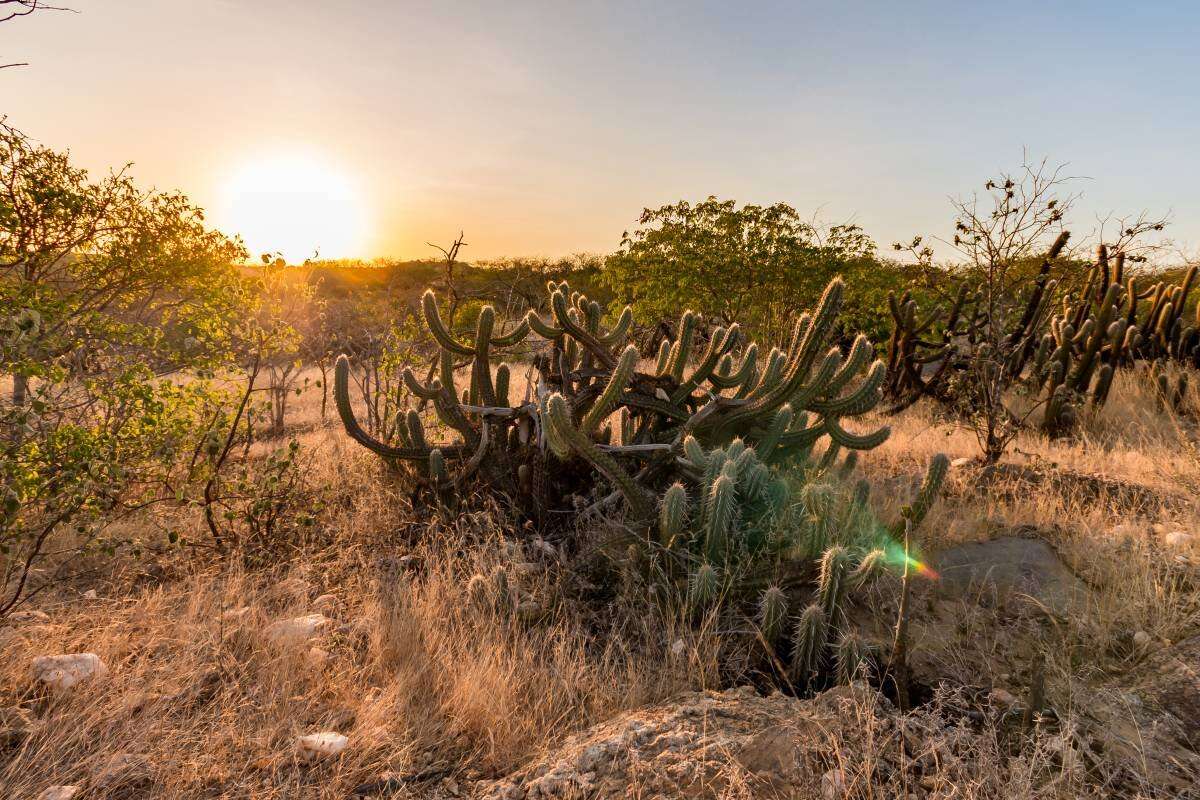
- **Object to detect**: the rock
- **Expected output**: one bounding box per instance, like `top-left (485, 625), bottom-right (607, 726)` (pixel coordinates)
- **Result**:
top-left (516, 600), bottom-right (543, 622)
top-left (306, 646), bottom-right (331, 667)
top-left (81, 589), bottom-right (98, 600)
top-left (930, 536), bottom-right (1088, 615)
top-left (31, 653), bottom-right (107, 691)
top-left (990, 688), bottom-right (1018, 708)
top-left (297, 731), bottom-right (348, 762)
top-left (265, 613), bottom-right (329, 646)
top-left (950, 457), bottom-right (972, 469)
top-left (312, 593), bottom-right (338, 613)
top-left (36, 787), bottom-right (80, 800)
top-left (1080, 634), bottom-right (1200, 794)
top-left (480, 686), bottom-right (897, 800)
top-left (1133, 630), bottom-right (1152, 648)
top-left (6, 609), bottom-right (50, 624)
top-left (820, 768), bottom-right (846, 799)
top-left (275, 576), bottom-right (311, 599)
top-left (1163, 531), bottom-right (1193, 549)
top-left (670, 639), bottom-right (686, 657)
top-left (221, 606), bottom-right (255, 622)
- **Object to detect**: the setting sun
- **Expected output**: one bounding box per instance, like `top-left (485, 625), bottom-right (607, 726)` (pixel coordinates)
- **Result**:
top-left (217, 152), bottom-right (367, 263)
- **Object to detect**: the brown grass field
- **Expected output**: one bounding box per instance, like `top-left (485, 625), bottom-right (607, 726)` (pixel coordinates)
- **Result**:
top-left (2, 368), bottom-right (1199, 799)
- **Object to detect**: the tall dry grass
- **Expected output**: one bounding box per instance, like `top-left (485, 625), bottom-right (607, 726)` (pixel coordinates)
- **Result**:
top-left (2, 368), bottom-right (1199, 797)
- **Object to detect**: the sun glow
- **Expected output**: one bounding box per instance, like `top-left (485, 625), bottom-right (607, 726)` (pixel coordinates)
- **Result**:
top-left (217, 152), bottom-right (367, 263)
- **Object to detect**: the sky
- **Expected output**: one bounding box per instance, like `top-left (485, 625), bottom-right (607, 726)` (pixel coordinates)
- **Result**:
top-left (4, 0), bottom-right (1200, 263)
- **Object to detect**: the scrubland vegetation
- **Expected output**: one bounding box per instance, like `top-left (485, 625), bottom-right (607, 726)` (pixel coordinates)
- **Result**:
top-left (4, 124), bottom-right (1200, 800)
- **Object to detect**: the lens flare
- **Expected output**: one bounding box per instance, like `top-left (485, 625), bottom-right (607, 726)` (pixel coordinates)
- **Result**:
top-left (882, 538), bottom-right (939, 580)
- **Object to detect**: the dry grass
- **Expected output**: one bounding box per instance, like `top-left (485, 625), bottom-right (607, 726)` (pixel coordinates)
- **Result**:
top-left (0, 482), bottom-right (700, 797)
top-left (3, 370), bottom-right (1200, 798)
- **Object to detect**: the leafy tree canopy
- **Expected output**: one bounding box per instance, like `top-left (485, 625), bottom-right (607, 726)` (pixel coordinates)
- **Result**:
top-left (604, 197), bottom-right (888, 342)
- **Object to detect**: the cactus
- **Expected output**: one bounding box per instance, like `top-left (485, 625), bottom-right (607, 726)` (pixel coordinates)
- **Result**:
top-left (758, 585), bottom-right (788, 645)
top-left (817, 545), bottom-right (851, 625)
top-left (334, 276), bottom-right (891, 523)
top-left (891, 453), bottom-right (949, 536)
top-left (790, 603), bottom-right (828, 686)
top-left (886, 232), bottom-right (1198, 434)
top-left (659, 482), bottom-right (688, 547)
top-left (688, 562), bottom-right (720, 614)
top-left (834, 630), bottom-right (872, 685)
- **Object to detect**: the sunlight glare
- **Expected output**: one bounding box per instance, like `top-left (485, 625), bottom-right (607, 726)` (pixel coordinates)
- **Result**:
top-left (217, 152), bottom-right (367, 263)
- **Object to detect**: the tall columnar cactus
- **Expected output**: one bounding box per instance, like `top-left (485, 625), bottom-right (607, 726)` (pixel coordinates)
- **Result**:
top-left (334, 276), bottom-right (892, 519)
top-left (884, 233), bottom-right (1197, 435)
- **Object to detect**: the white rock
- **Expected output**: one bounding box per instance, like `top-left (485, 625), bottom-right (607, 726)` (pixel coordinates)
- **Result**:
top-left (821, 768), bottom-right (846, 800)
top-left (1133, 630), bottom-right (1152, 648)
top-left (36, 787), bottom-right (80, 800)
top-left (277, 576), bottom-right (311, 597)
top-left (312, 593), bottom-right (338, 613)
top-left (297, 731), bottom-right (348, 762)
top-left (670, 639), bottom-right (686, 657)
top-left (1164, 531), bottom-right (1193, 549)
top-left (31, 653), bottom-right (107, 692)
top-left (950, 457), bottom-right (972, 469)
top-left (7, 609), bottom-right (50, 623)
top-left (82, 589), bottom-right (98, 600)
top-left (265, 614), bottom-right (329, 646)
top-left (221, 606), bottom-right (255, 622)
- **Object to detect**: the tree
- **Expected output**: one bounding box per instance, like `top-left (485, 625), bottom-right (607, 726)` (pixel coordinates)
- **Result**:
top-left (605, 197), bottom-right (881, 343)
top-left (892, 158), bottom-right (1168, 463)
top-left (2, 2), bottom-right (72, 68)
top-left (0, 122), bottom-right (248, 614)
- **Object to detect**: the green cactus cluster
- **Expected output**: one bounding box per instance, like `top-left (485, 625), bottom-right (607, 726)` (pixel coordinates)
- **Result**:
top-left (652, 435), bottom-right (949, 691)
top-left (335, 276), bottom-right (892, 522)
top-left (885, 233), bottom-right (1196, 434)
top-left (334, 274), bottom-right (954, 694)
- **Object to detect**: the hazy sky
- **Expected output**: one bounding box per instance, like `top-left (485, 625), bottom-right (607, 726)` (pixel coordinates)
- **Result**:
top-left (4, 1), bottom-right (1200, 262)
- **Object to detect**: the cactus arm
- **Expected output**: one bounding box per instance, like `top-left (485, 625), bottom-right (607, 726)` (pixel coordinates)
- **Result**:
top-left (490, 320), bottom-right (531, 347)
top-left (582, 345), bottom-right (639, 434)
top-left (452, 421), bottom-right (491, 488)
top-left (703, 473), bottom-right (737, 561)
top-left (667, 311), bottom-right (698, 382)
top-left (653, 339), bottom-right (672, 376)
top-left (620, 391), bottom-right (691, 422)
top-left (551, 291), bottom-right (617, 369)
top-left (751, 404), bottom-right (793, 459)
top-left (334, 355), bottom-right (463, 460)
top-left (526, 309), bottom-right (564, 340)
top-left (494, 363), bottom-right (511, 408)
top-left (889, 452), bottom-right (949, 537)
top-left (824, 418), bottom-right (890, 451)
top-left (671, 324), bottom-right (740, 403)
top-left (472, 306), bottom-right (497, 406)
top-left (809, 360), bottom-right (886, 416)
top-left (708, 342), bottom-right (758, 391)
top-left (596, 306), bottom-right (634, 346)
top-left (773, 418), bottom-right (826, 451)
top-left (545, 393), bottom-right (653, 521)
top-left (422, 290), bottom-right (475, 356)
top-left (402, 367), bottom-right (443, 401)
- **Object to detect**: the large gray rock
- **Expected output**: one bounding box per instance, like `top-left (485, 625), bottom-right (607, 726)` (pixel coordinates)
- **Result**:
top-left (931, 536), bottom-right (1088, 615)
